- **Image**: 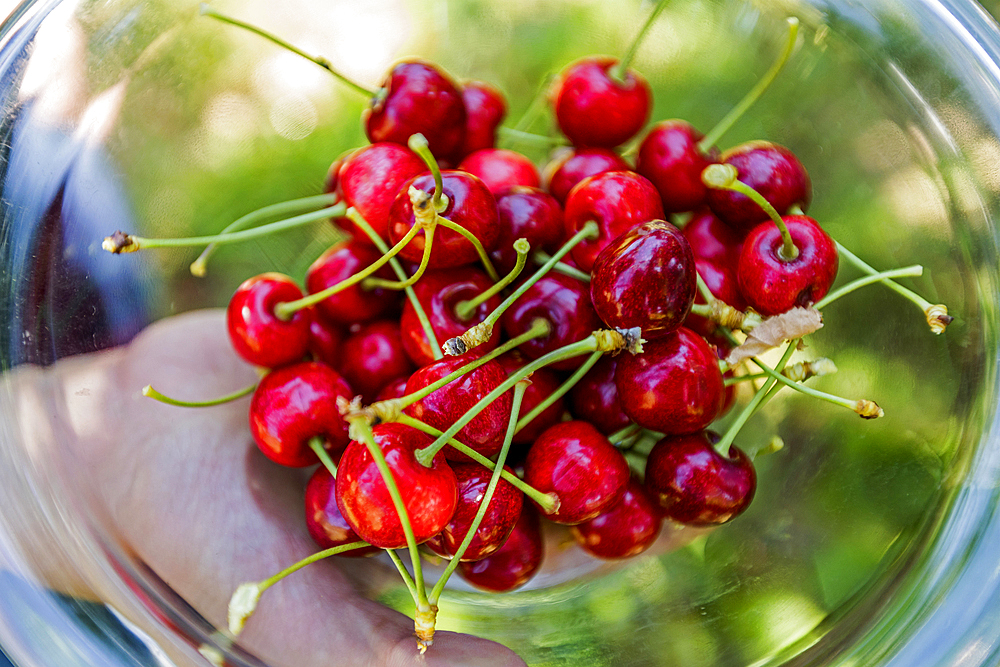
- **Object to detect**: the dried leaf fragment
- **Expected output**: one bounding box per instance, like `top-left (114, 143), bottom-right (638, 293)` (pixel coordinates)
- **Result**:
top-left (726, 307), bottom-right (823, 366)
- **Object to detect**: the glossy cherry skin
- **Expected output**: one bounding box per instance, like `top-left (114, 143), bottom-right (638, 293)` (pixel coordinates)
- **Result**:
top-left (249, 361), bottom-right (353, 467)
top-left (551, 56), bottom-right (652, 148)
top-left (305, 466), bottom-right (380, 557)
top-left (685, 258), bottom-right (748, 338)
top-left (388, 171), bottom-right (499, 269)
top-left (644, 431), bottom-right (756, 526)
top-left (458, 149), bottom-right (541, 197)
top-left (636, 120), bottom-right (720, 213)
top-left (496, 351), bottom-right (566, 445)
top-left (399, 268), bottom-right (502, 366)
top-left (336, 320), bottom-right (414, 403)
top-left (335, 142), bottom-right (427, 245)
top-left (544, 147), bottom-right (632, 205)
top-left (706, 141), bottom-right (812, 232)
top-left (570, 477), bottom-right (662, 559)
top-left (425, 463), bottom-right (524, 561)
top-left (569, 356), bottom-right (630, 436)
top-left (227, 273), bottom-right (311, 369)
top-left (614, 327), bottom-right (725, 435)
top-left (404, 356), bottom-right (513, 461)
top-left (306, 317), bottom-right (345, 368)
top-left (458, 504), bottom-right (543, 592)
top-left (363, 60), bottom-right (467, 160)
top-left (590, 220), bottom-right (697, 340)
top-left (737, 215), bottom-right (838, 316)
top-left (564, 170), bottom-right (665, 272)
top-left (335, 423), bottom-right (458, 549)
top-left (524, 421), bottom-right (630, 524)
top-left (304, 240), bottom-right (400, 326)
top-left (375, 375), bottom-right (411, 402)
top-left (458, 80), bottom-right (507, 158)
top-left (501, 272), bottom-right (603, 371)
top-left (491, 186), bottom-right (565, 274)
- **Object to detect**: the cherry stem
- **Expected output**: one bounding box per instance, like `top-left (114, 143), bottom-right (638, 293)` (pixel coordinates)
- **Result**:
top-left (608, 423), bottom-right (642, 445)
top-left (349, 208), bottom-right (442, 359)
top-left (362, 223), bottom-right (437, 290)
top-left (102, 203), bottom-right (347, 254)
top-left (428, 380), bottom-right (529, 604)
top-left (749, 357), bottom-right (883, 419)
top-left (531, 251), bottom-right (591, 282)
top-left (199, 5), bottom-right (375, 98)
top-left (308, 436), bottom-right (338, 478)
top-left (702, 164), bottom-right (798, 260)
top-left (610, 0), bottom-right (670, 82)
top-left (455, 239), bottom-right (530, 321)
top-left (498, 127), bottom-right (568, 147)
top-left (190, 193), bottom-right (339, 277)
top-left (396, 414), bottom-right (558, 513)
top-left (385, 549), bottom-right (420, 602)
top-left (141, 382), bottom-right (255, 407)
top-left (513, 73), bottom-right (556, 132)
top-left (814, 265), bottom-right (923, 310)
top-left (514, 350), bottom-right (602, 434)
top-left (437, 218), bottom-right (500, 282)
top-left (407, 134), bottom-right (448, 212)
top-left (698, 17), bottom-right (800, 153)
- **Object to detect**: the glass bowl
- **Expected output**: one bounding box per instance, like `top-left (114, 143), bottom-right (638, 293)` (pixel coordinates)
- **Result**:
top-left (0, 0), bottom-right (997, 665)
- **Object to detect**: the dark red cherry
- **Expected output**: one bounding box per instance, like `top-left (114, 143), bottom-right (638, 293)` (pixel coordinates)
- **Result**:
top-left (564, 170), bottom-right (664, 272)
top-left (335, 320), bottom-right (414, 403)
top-left (305, 466), bottom-right (380, 557)
top-left (306, 317), bottom-right (345, 368)
top-left (399, 267), bottom-right (502, 366)
top-left (551, 56), bottom-right (652, 148)
top-left (304, 240), bottom-right (400, 326)
top-left (404, 356), bottom-right (513, 461)
top-left (683, 208), bottom-right (747, 263)
top-left (544, 147), bottom-right (632, 205)
top-left (388, 171), bottom-right (499, 269)
top-left (501, 272), bottom-right (603, 371)
top-left (458, 504), bottom-right (543, 592)
top-left (614, 327), bottom-right (725, 435)
top-left (570, 477), bottom-right (662, 559)
top-left (490, 187), bottom-right (565, 274)
top-left (590, 220), bottom-right (696, 339)
top-left (375, 375), bottom-right (411, 402)
top-left (496, 351), bottom-right (566, 445)
top-left (684, 258), bottom-right (748, 338)
top-left (458, 149), bottom-right (540, 197)
top-left (227, 273), bottom-right (311, 369)
top-left (644, 431), bottom-right (756, 526)
top-left (335, 423), bottom-right (458, 549)
top-left (524, 421), bottom-right (630, 525)
top-left (706, 141), bottom-right (812, 232)
top-left (738, 215), bottom-right (838, 316)
top-left (363, 60), bottom-right (466, 160)
top-left (425, 463), bottom-right (524, 561)
top-left (568, 356), bottom-right (630, 436)
top-left (335, 142), bottom-right (428, 245)
top-left (636, 120), bottom-right (720, 213)
top-left (458, 80), bottom-right (507, 158)
top-left (249, 361), bottom-right (353, 467)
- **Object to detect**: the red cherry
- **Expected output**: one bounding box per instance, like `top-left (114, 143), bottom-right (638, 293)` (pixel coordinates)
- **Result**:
top-left (374, 375), bottom-right (411, 402)
top-left (363, 60), bottom-right (466, 159)
top-left (304, 240), bottom-right (400, 326)
top-left (644, 431), bottom-right (756, 526)
top-left (564, 170), bottom-right (664, 272)
top-left (683, 208), bottom-right (747, 263)
top-left (306, 317), bottom-right (345, 368)
top-left (737, 215), bottom-right (838, 316)
top-left (249, 361), bottom-right (353, 467)
top-left (490, 186), bottom-right (564, 275)
top-left (335, 423), bottom-right (458, 549)
top-left (524, 421), bottom-right (630, 524)
top-left (458, 148), bottom-right (540, 197)
top-left (706, 141), bottom-right (812, 232)
top-left (458, 504), bottom-right (543, 592)
top-left (614, 327), bottom-right (725, 435)
top-left (496, 351), bottom-right (566, 445)
top-left (458, 80), bottom-right (507, 158)
top-left (684, 258), bottom-right (748, 338)
top-left (305, 466), bottom-right (380, 557)
top-left (570, 477), bottom-right (662, 559)
top-left (388, 171), bottom-right (499, 269)
top-left (227, 273), bottom-right (311, 369)
top-left (544, 147), bottom-right (632, 206)
top-left (336, 320), bottom-right (414, 403)
top-left (551, 56), bottom-right (652, 148)
top-left (590, 220), bottom-right (696, 340)
top-left (501, 272), bottom-right (603, 371)
top-left (568, 356), bottom-right (630, 436)
top-left (399, 267), bottom-right (502, 366)
top-left (403, 356), bottom-right (513, 461)
top-left (425, 463), bottom-right (524, 561)
top-left (636, 120), bottom-right (720, 213)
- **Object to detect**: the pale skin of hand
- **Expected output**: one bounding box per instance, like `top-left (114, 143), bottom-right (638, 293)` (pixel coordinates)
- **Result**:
top-left (7, 309), bottom-right (526, 667)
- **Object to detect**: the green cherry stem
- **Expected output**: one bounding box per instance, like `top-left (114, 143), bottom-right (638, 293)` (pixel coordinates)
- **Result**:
top-left (199, 5), bottom-right (375, 98)
top-left (514, 350), bottom-right (603, 434)
top-left (610, 0), bottom-right (670, 82)
top-left (190, 193), bottom-right (339, 277)
top-left (141, 382), bottom-right (255, 407)
top-left (407, 133), bottom-right (448, 212)
top-left (362, 222), bottom-right (437, 290)
top-left (749, 357), bottom-right (883, 419)
top-left (513, 73), bottom-right (556, 132)
top-left (497, 127), bottom-right (568, 147)
top-left (455, 239), bottom-right (530, 321)
top-left (531, 251), bottom-right (591, 282)
top-left (308, 436), bottom-right (339, 478)
top-left (608, 423), bottom-right (642, 445)
top-left (437, 218), bottom-right (501, 282)
top-left (814, 265), bottom-right (924, 310)
top-left (385, 549), bottom-right (420, 601)
top-left (428, 380), bottom-right (529, 605)
top-left (698, 17), bottom-right (800, 153)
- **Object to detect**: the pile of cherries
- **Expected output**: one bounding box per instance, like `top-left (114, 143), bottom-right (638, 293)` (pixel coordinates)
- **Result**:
top-left (108, 4), bottom-right (951, 653)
